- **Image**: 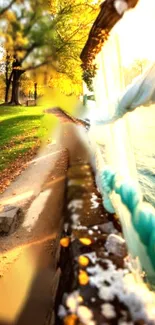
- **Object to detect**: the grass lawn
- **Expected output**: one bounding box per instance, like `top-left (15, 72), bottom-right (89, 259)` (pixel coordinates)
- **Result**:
top-left (0, 105), bottom-right (54, 172)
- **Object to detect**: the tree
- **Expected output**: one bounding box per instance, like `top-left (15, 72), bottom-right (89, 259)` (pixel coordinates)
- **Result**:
top-left (1, 0), bottom-right (56, 104)
top-left (1, 0), bottom-right (100, 104)
top-left (49, 0), bottom-right (101, 95)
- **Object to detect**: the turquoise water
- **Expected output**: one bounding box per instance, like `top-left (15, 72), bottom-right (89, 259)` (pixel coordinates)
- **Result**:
top-left (84, 101), bottom-right (155, 208)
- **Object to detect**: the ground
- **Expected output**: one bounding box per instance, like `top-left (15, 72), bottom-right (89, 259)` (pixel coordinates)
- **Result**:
top-left (0, 105), bottom-right (57, 193)
top-left (0, 121), bottom-right (89, 325)
top-left (0, 145), bottom-right (68, 325)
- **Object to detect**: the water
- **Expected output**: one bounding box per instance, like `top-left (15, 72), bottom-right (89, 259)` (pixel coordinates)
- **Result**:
top-left (87, 103), bottom-right (155, 208)
top-left (84, 97), bottom-right (155, 208)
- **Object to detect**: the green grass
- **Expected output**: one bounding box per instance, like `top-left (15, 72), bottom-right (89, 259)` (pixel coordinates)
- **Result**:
top-left (0, 105), bottom-right (56, 171)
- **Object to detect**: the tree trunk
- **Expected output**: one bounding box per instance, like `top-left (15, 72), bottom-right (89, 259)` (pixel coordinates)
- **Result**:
top-left (5, 73), bottom-right (13, 103)
top-left (5, 81), bottom-right (10, 103)
top-left (4, 53), bottom-right (11, 103)
top-left (9, 55), bottom-right (24, 105)
top-left (10, 69), bottom-right (23, 105)
top-left (34, 82), bottom-right (37, 101)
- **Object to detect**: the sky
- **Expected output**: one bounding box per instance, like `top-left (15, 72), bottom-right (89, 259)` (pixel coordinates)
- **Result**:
top-left (114, 0), bottom-right (155, 66)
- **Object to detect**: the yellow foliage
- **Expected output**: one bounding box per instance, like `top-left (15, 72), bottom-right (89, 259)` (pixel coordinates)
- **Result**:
top-left (79, 238), bottom-right (92, 246)
top-left (49, 0), bottom-right (100, 96)
top-left (20, 78), bottom-right (34, 96)
top-left (64, 314), bottom-right (78, 325)
top-left (5, 11), bottom-right (16, 23)
top-left (60, 237), bottom-right (70, 247)
top-left (5, 34), bottom-right (14, 51)
top-left (78, 270), bottom-right (89, 285)
top-left (78, 255), bottom-right (89, 267)
top-left (15, 32), bottom-right (28, 48)
top-left (16, 51), bottom-right (25, 60)
top-left (49, 74), bottom-right (81, 96)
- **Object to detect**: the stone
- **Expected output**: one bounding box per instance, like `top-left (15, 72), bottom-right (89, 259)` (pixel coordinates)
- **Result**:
top-left (4, 205), bottom-right (17, 212)
top-left (0, 206), bottom-right (24, 235)
top-left (105, 234), bottom-right (127, 258)
top-left (99, 222), bottom-right (118, 234)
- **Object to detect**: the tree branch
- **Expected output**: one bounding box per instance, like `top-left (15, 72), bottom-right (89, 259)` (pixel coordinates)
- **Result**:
top-left (20, 43), bottom-right (40, 63)
top-left (0, 0), bottom-right (15, 16)
top-left (56, 26), bottom-right (86, 54)
top-left (24, 60), bottom-right (51, 72)
top-left (80, 0), bottom-right (139, 65)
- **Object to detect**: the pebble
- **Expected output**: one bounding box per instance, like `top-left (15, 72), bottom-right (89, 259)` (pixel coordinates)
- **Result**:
top-left (105, 234), bottom-right (127, 258)
top-left (99, 222), bottom-right (118, 234)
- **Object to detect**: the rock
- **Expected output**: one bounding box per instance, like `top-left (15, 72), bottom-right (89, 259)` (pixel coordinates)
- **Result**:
top-left (0, 206), bottom-right (24, 235)
top-left (99, 222), bottom-right (118, 234)
top-left (105, 234), bottom-right (127, 258)
top-left (4, 205), bottom-right (17, 212)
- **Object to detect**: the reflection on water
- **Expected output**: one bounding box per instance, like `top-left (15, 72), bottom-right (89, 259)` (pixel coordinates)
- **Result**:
top-left (129, 105), bottom-right (155, 206)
